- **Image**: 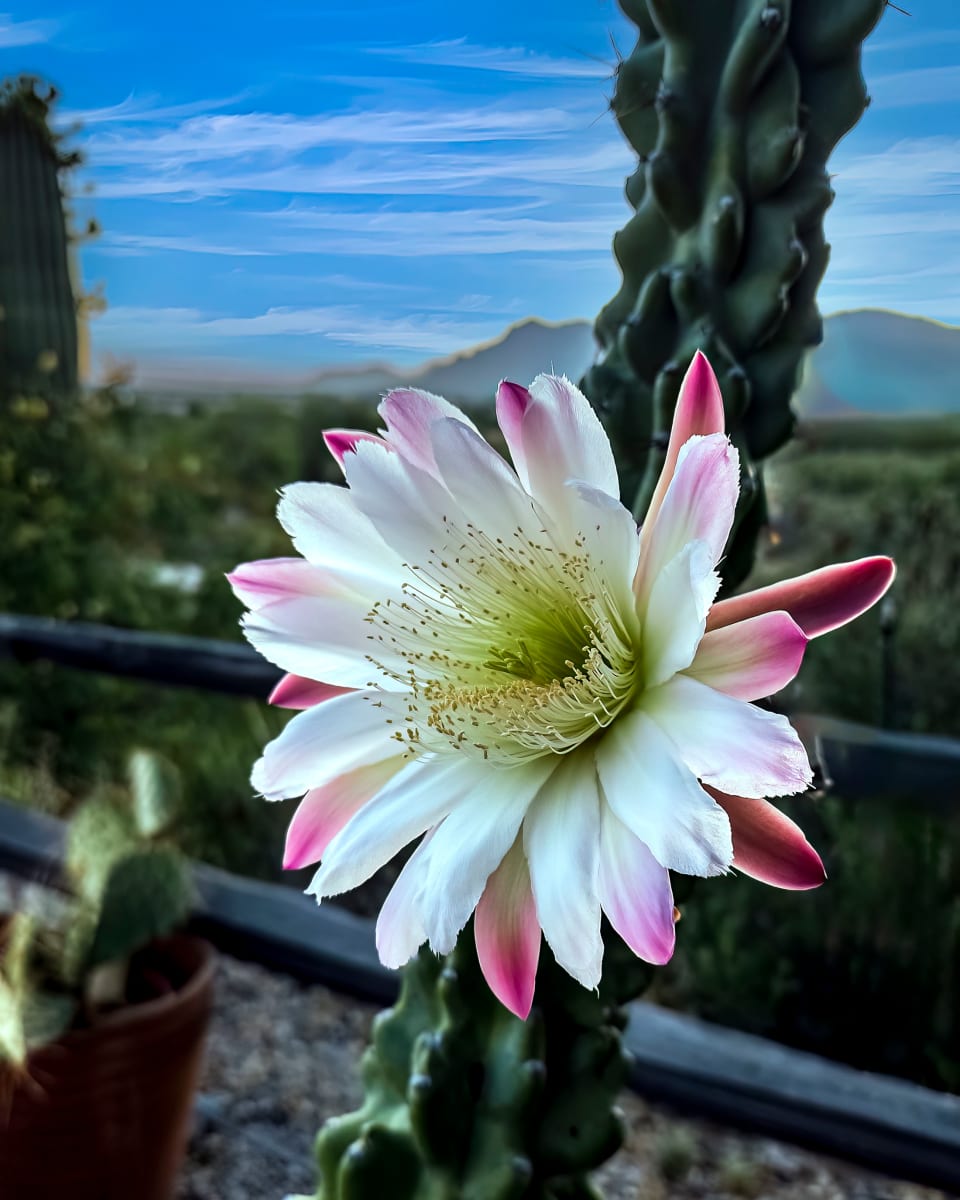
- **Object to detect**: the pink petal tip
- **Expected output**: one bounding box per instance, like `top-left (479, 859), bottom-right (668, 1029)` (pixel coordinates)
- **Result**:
top-left (268, 674), bottom-right (354, 710)
top-left (323, 429), bottom-right (385, 469)
top-left (711, 789), bottom-right (826, 891)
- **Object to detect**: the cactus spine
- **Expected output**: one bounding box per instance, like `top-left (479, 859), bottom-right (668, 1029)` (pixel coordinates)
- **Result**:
top-left (582, 0), bottom-right (886, 586)
top-left (0, 77), bottom-right (80, 404)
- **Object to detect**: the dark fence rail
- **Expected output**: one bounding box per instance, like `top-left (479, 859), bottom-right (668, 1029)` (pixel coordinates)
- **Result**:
top-left (0, 613), bottom-right (281, 698)
top-left (1, 799), bottom-right (959, 1194)
top-left (3, 613), bottom-right (960, 806)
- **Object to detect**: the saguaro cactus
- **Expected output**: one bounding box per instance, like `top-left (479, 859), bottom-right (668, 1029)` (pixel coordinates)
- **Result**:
top-left (0, 76), bottom-right (80, 402)
top-left (582, 0), bottom-right (885, 585)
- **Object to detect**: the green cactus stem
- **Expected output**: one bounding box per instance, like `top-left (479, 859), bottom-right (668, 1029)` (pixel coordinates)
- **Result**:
top-left (582, 0), bottom-right (886, 586)
top-left (0, 76), bottom-right (80, 403)
top-left (0, 752), bottom-right (191, 1057)
top-left (305, 925), bottom-right (652, 1200)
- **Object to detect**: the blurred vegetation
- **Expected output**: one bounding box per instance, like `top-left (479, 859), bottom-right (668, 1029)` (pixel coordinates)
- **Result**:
top-left (661, 413), bottom-right (960, 1091)
top-left (665, 791), bottom-right (960, 1092)
top-left (1, 383), bottom-right (958, 1090)
top-left (0, 387), bottom-right (379, 877)
top-left (764, 415), bottom-right (960, 736)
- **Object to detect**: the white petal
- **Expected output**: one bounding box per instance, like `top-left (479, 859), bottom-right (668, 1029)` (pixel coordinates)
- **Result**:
top-left (523, 754), bottom-right (603, 989)
top-left (431, 418), bottom-right (552, 548)
top-left (596, 708), bottom-right (733, 876)
top-left (251, 690), bottom-right (396, 801)
top-left (242, 590), bottom-right (405, 690)
top-left (343, 438), bottom-right (465, 569)
top-left (308, 757), bottom-right (479, 899)
top-left (375, 829), bottom-right (435, 969)
top-left (643, 674), bottom-right (813, 799)
top-left (379, 387), bottom-right (478, 478)
top-left (415, 758), bottom-right (554, 955)
top-left (564, 480), bottom-right (642, 615)
top-left (642, 540), bottom-right (719, 688)
top-left (277, 482), bottom-right (403, 587)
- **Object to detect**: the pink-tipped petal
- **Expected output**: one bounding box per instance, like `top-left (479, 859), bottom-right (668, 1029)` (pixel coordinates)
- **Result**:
top-left (378, 387), bottom-right (477, 478)
top-left (499, 374), bottom-right (620, 526)
top-left (228, 557), bottom-right (339, 610)
top-left (415, 758), bottom-right (554, 956)
top-left (644, 351), bottom-right (726, 531)
top-left (269, 674), bottom-right (355, 710)
top-left (597, 708), bottom-right (733, 877)
top-left (635, 434), bottom-right (739, 609)
top-left (495, 379), bottom-right (532, 471)
top-left (709, 788), bottom-right (826, 890)
top-left (323, 429), bottom-right (388, 471)
top-left (707, 557), bottom-right (896, 639)
top-left (475, 836), bottom-right (541, 1019)
top-left (598, 803), bottom-right (676, 965)
top-left (283, 756), bottom-right (405, 869)
top-left (307, 757), bottom-right (479, 900)
top-left (687, 610), bottom-right (808, 701)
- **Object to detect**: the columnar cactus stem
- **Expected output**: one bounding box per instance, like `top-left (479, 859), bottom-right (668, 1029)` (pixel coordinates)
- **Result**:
top-left (0, 77), bottom-right (80, 404)
top-left (309, 926), bottom-right (651, 1200)
top-left (582, 0), bottom-right (885, 586)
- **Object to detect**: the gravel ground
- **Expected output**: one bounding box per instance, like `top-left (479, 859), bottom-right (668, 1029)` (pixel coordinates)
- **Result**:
top-left (179, 955), bottom-right (953, 1200)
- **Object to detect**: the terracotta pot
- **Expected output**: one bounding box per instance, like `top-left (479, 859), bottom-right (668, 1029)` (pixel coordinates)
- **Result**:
top-left (0, 934), bottom-right (214, 1200)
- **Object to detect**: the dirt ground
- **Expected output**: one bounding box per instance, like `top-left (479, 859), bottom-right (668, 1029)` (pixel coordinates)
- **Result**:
top-left (179, 954), bottom-right (953, 1200)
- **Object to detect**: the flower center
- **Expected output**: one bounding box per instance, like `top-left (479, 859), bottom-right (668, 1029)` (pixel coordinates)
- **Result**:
top-left (366, 518), bottom-right (641, 764)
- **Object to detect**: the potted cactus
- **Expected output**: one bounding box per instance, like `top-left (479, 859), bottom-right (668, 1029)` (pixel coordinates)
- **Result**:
top-left (0, 750), bottom-right (213, 1200)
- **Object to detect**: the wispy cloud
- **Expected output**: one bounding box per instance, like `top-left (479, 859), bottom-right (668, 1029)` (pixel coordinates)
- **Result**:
top-left (60, 91), bottom-right (258, 128)
top-left (366, 38), bottom-right (612, 80)
top-left (96, 303), bottom-right (502, 356)
top-left (867, 28), bottom-right (960, 54)
top-left (833, 136), bottom-right (960, 197)
top-left (97, 231), bottom-right (271, 257)
top-left (83, 103), bottom-right (587, 167)
top-left (870, 64), bottom-right (960, 108)
top-left (0, 11), bottom-right (57, 47)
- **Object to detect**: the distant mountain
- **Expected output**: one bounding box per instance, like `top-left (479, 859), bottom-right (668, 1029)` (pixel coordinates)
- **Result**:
top-left (308, 318), bottom-right (596, 406)
top-left (131, 308), bottom-right (960, 422)
top-left (313, 310), bottom-right (960, 419)
top-left (796, 310), bottom-right (960, 420)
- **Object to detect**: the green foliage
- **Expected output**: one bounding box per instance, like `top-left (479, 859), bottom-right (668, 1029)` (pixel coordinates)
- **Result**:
top-left (663, 791), bottom-right (960, 1091)
top-left (582, 0), bottom-right (885, 586)
top-left (0, 77), bottom-right (80, 402)
top-left (765, 420), bottom-right (960, 737)
top-left (0, 751), bottom-right (192, 1065)
top-left (307, 926), bottom-right (650, 1200)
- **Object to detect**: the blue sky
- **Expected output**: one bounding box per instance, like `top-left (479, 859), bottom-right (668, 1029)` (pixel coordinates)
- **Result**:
top-left (2, 1), bottom-right (959, 384)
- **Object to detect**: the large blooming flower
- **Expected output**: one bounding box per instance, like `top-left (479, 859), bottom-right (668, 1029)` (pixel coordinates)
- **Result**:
top-left (229, 353), bottom-right (894, 1019)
